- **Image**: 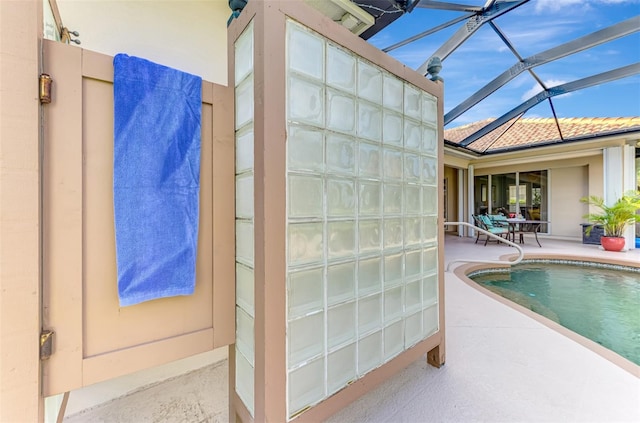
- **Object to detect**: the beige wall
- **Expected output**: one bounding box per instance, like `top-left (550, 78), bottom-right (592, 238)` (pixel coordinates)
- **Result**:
top-left (444, 166), bottom-right (458, 230)
top-left (550, 166), bottom-right (589, 238)
top-left (0, 1), bottom-right (43, 421)
top-left (56, 0), bottom-right (229, 84)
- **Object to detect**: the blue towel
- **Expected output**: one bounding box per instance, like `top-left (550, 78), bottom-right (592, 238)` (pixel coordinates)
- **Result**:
top-left (113, 54), bottom-right (202, 307)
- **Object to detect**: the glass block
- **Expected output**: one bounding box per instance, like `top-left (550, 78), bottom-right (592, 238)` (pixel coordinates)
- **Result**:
top-left (405, 184), bottom-right (421, 215)
top-left (288, 222), bottom-right (324, 266)
top-left (384, 286), bottom-right (403, 323)
top-left (328, 221), bottom-right (356, 259)
top-left (404, 118), bottom-right (421, 151)
top-left (384, 320), bottom-right (403, 360)
top-left (289, 175), bottom-right (323, 218)
top-left (422, 126), bottom-right (437, 156)
top-left (358, 256), bottom-right (381, 296)
top-left (422, 94), bottom-right (437, 124)
top-left (423, 247), bottom-right (438, 275)
top-left (287, 22), bottom-right (324, 81)
top-left (327, 261), bottom-right (356, 305)
top-left (236, 220), bottom-right (254, 266)
top-left (236, 126), bottom-right (254, 174)
top-left (288, 358), bottom-right (325, 417)
top-left (236, 174), bottom-right (254, 219)
top-left (288, 77), bottom-right (324, 127)
top-left (236, 263), bottom-right (254, 316)
top-left (383, 253), bottom-right (403, 287)
top-left (404, 83), bottom-right (421, 120)
top-left (288, 125), bottom-right (323, 172)
top-left (423, 216), bottom-right (437, 242)
top-left (357, 60), bottom-right (382, 103)
top-left (327, 89), bottom-right (355, 134)
top-left (328, 301), bottom-right (356, 349)
top-left (404, 310), bottom-right (422, 348)
top-left (423, 186), bottom-right (437, 215)
top-left (405, 249), bottom-right (421, 279)
top-left (236, 348), bottom-right (254, 417)
top-left (358, 330), bottom-right (382, 375)
top-left (327, 178), bottom-right (355, 217)
top-left (327, 343), bottom-right (356, 394)
top-left (382, 111), bottom-right (403, 146)
top-left (357, 101), bottom-right (382, 142)
top-left (383, 218), bottom-right (402, 250)
top-left (383, 74), bottom-right (403, 110)
top-left (289, 312), bottom-right (324, 367)
top-left (236, 306), bottom-right (254, 365)
top-left (358, 219), bottom-right (381, 253)
top-left (326, 133), bottom-right (356, 175)
top-left (358, 293), bottom-right (382, 335)
top-left (383, 149), bottom-right (403, 181)
top-left (383, 184), bottom-right (402, 214)
top-left (327, 43), bottom-right (356, 94)
top-left (422, 155), bottom-right (437, 185)
top-left (288, 267), bottom-right (324, 319)
top-left (236, 75), bottom-right (254, 130)
top-left (359, 181), bottom-right (381, 216)
top-left (404, 217), bottom-right (421, 247)
top-left (423, 304), bottom-right (439, 337)
top-left (404, 153), bottom-right (420, 182)
top-left (405, 280), bottom-right (421, 314)
top-left (358, 142), bottom-right (381, 179)
top-left (235, 22), bottom-right (253, 86)
top-left (422, 273), bottom-right (438, 306)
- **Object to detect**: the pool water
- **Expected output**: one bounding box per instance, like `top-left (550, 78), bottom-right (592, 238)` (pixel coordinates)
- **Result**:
top-left (471, 263), bottom-right (640, 365)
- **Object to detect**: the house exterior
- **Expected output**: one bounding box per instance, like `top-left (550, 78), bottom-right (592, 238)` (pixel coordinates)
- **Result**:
top-left (1, 1), bottom-right (637, 422)
top-left (442, 117), bottom-right (640, 249)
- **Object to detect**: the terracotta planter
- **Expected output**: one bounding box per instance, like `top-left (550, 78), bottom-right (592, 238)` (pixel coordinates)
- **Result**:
top-left (600, 236), bottom-right (625, 252)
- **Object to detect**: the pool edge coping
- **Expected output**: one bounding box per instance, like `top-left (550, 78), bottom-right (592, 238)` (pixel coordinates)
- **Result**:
top-left (452, 253), bottom-right (640, 378)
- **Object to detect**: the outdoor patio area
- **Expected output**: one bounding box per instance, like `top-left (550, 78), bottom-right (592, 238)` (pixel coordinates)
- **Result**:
top-left (62, 234), bottom-right (639, 422)
top-left (327, 234), bottom-right (640, 422)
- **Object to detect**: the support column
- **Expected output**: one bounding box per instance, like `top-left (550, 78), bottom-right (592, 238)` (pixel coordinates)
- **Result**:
top-left (457, 168), bottom-right (465, 237)
top-left (603, 145), bottom-right (637, 249)
top-left (0, 0), bottom-right (43, 421)
top-left (467, 165), bottom-right (475, 237)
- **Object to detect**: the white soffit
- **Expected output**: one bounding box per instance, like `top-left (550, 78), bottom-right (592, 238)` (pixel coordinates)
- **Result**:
top-left (303, 0), bottom-right (374, 35)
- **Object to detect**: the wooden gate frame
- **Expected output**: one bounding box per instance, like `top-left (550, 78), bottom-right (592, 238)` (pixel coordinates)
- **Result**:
top-left (41, 40), bottom-right (235, 397)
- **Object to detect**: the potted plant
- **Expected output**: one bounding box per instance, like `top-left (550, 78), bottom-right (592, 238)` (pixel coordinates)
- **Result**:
top-left (580, 191), bottom-right (640, 251)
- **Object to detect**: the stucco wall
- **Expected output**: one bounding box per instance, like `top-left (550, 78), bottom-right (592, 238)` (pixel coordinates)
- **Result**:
top-left (550, 166), bottom-right (589, 238)
top-left (56, 0), bottom-right (229, 84)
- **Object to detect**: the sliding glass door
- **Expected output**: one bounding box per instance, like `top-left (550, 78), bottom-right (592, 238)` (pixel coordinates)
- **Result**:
top-left (474, 170), bottom-right (548, 232)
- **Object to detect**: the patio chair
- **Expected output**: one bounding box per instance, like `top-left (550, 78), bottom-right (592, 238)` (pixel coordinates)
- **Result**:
top-left (473, 214), bottom-right (510, 246)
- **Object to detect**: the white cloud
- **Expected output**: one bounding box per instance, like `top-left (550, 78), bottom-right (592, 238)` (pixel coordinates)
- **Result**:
top-left (521, 79), bottom-right (569, 101)
top-left (534, 0), bottom-right (584, 13)
top-left (533, 0), bottom-right (638, 13)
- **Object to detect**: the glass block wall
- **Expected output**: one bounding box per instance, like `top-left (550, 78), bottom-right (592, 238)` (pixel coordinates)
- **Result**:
top-left (234, 21), bottom-right (255, 417)
top-left (285, 20), bottom-right (440, 419)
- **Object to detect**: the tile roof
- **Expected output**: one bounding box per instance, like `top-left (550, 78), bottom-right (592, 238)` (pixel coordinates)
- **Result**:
top-left (444, 117), bottom-right (640, 153)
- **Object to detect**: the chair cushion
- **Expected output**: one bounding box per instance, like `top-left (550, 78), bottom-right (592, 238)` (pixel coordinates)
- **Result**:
top-left (478, 214), bottom-right (493, 227)
top-left (490, 214), bottom-right (508, 223)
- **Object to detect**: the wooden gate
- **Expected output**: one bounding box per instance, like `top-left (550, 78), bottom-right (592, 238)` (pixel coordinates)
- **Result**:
top-left (41, 40), bottom-right (235, 396)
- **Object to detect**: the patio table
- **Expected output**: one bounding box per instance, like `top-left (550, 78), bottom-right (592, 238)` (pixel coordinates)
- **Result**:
top-left (505, 219), bottom-right (549, 247)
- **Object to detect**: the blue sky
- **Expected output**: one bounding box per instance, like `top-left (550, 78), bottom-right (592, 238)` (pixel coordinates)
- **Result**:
top-left (367, 0), bottom-right (640, 127)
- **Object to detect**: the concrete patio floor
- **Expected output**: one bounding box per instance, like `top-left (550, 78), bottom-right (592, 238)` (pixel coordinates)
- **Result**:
top-left (63, 234), bottom-right (640, 422)
top-left (327, 234), bottom-right (640, 423)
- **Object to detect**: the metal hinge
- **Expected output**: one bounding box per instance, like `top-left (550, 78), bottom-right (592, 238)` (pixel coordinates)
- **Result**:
top-left (40, 330), bottom-right (54, 360)
top-left (39, 74), bottom-right (52, 104)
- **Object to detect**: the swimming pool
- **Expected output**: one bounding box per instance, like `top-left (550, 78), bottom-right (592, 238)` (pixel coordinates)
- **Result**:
top-left (469, 261), bottom-right (640, 366)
